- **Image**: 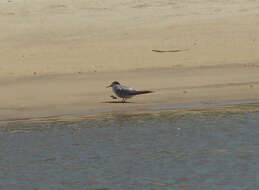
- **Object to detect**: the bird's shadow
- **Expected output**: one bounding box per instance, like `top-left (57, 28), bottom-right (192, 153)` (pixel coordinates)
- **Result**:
top-left (102, 100), bottom-right (133, 104)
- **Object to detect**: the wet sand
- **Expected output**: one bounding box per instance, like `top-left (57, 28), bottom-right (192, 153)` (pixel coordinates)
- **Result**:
top-left (1, 64), bottom-right (259, 121)
top-left (0, 0), bottom-right (259, 120)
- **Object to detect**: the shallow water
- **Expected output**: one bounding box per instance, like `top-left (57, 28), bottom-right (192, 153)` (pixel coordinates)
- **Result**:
top-left (0, 110), bottom-right (258, 190)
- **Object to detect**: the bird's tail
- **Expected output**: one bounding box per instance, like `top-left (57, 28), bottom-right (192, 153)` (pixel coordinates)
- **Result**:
top-left (132, 90), bottom-right (153, 95)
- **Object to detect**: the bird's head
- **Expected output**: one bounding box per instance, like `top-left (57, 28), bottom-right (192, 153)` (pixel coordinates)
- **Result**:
top-left (106, 81), bottom-right (120, 88)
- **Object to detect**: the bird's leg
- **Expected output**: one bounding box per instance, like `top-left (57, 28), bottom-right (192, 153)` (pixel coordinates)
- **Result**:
top-left (122, 98), bottom-right (126, 103)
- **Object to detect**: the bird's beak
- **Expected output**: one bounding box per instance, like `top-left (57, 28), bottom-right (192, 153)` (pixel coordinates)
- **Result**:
top-left (106, 84), bottom-right (112, 88)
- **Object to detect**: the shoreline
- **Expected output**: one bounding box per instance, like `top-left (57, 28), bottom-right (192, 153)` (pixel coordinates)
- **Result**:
top-left (1, 99), bottom-right (259, 124)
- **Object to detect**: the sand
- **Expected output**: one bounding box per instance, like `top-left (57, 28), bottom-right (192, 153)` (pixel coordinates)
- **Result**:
top-left (0, 0), bottom-right (259, 120)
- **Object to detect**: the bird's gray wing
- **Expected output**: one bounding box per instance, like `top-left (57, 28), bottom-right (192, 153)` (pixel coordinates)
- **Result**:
top-left (117, 85), bottom-right (137, 97)
top-left (120, 86), bottom-right (152, 95)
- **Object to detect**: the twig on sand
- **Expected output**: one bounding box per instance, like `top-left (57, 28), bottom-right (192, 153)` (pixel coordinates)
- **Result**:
top-left (152, 43), bottom-right (196, 53)
top-left (152, 49), bottom-right (188, 53)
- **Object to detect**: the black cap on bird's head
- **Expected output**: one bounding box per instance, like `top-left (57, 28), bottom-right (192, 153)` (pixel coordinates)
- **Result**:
top-left (107, 81), bottom-right (120, 88)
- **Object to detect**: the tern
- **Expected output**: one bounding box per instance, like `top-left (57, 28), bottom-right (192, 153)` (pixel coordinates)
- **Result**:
top-left (107, 81), bottom-right (153, 102)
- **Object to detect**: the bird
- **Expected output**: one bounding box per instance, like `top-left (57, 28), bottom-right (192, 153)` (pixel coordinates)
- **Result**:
top-left (106, 81), bottom-right (153, 103)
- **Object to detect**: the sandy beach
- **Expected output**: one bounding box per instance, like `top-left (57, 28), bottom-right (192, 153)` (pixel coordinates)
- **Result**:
top-left (1, 0), bottom-right (259, 120)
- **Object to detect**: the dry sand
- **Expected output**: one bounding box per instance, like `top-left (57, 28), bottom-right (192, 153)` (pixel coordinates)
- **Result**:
top-left (0, 0), bottom-right (259, 120)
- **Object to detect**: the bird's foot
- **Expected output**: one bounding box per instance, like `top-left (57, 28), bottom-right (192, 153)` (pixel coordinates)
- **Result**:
top-left (110, 95), bottom-right (117, 99)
